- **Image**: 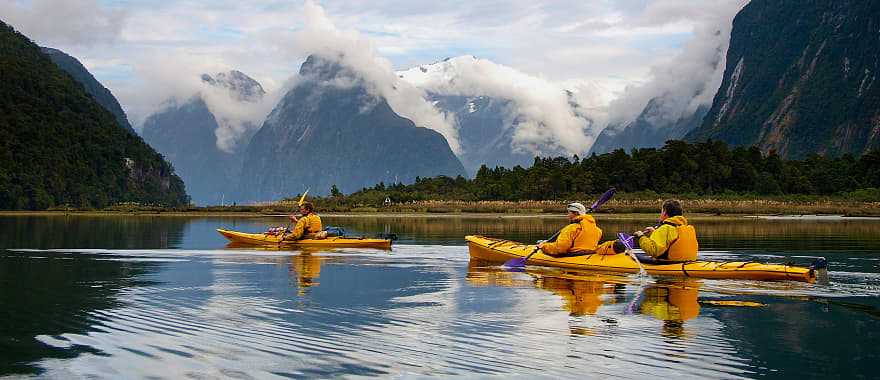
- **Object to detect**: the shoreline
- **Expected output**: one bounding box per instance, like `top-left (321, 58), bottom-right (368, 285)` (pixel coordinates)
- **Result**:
top-left (2, 210), bottom-right (879, 221)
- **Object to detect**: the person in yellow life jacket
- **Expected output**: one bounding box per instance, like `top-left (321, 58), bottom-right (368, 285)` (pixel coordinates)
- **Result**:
top-left (287, 201), bottom-right (322, 240)
top-left (633, 199), bottom-right (699, 261)
top-left (538, 203), bottom-right (624, 256)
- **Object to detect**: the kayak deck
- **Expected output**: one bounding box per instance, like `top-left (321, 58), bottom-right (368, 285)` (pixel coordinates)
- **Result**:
top-left (217, 228), bottom-right (392, 249)
top-left (466, 235), bottom-right (821, 283)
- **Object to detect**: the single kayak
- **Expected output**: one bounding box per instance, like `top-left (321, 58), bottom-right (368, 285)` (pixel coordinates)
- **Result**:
top-left (466, 235), bottom-right (826, 283)
top-left (217, 228), bottom-right (392, 249)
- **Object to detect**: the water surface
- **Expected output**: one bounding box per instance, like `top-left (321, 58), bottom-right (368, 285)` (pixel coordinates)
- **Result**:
top-left (1, 215), bottom-right (878, 378)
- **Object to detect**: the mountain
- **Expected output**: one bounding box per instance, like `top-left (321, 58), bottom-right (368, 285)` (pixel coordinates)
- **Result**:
top-left (426, 93), bottom-right (536, 175)
top-left (0, 21), bottom-right (188, 209)
top-left (397, 56), bottom-right (572, 175)
top-left (591, 99), bottom-right (709, 154)
top-left (686, 0), bottom-right (880, 158)
top-left (141, 71), bottom-right (264, 205)
top-left (238, 55), bottom-right (466, 200)
top-left (40, 47), bottom-right (135, 133)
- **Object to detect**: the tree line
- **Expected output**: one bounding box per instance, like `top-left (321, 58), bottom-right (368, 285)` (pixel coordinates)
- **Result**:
top-left (334, 140), bottom-right (880, 204)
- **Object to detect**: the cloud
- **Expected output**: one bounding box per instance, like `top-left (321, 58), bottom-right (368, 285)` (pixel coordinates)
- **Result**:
top-left (115, 51), bottom-right (281, 152)
top-left (10, 0), bottom-right (750, 156)
top-left (290, 0), bottom-right (461, 153)
top-left (604, 0), bottom-right (748, 129)
top-left (398, 56), bottom-right (607, 156)
top-left (0, 0), bottom-right (127, 45)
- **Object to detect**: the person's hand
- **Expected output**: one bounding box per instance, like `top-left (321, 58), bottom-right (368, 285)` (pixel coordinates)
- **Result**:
top-left (289, 214), bottom-right (298, 223)
top-left (537, 242), bottom-right (546, 249)
top-left (633, 230), bottom-right (644, 238)
top-left (643, 226), bottom-right (656, 235)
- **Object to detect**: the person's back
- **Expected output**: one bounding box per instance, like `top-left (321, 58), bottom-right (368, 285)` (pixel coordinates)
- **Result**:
top-left (634, 200), bottom-right (698, 261)
top-left (540, 214), bottom-right (602, 255)
top-left (539, 203), bottom-right (621, 256)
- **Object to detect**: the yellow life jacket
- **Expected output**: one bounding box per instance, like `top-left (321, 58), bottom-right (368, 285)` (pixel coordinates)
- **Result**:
top-left (664, 216), bottom-right (698, 261)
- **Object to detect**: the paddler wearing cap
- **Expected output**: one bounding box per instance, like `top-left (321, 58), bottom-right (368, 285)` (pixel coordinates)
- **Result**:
top-left (537, 202), bottom-right (622, 256)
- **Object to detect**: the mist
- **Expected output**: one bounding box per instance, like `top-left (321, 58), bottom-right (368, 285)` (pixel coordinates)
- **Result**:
top-left (287, 0), bottom-right (462, 154)
top-left (115, 52), bottom-right (282, 153)
top-left (0, 0), bottom-right (126, 46)
top-left (397, 56), bottom-right (608, 156)
top-left (603, 0), bottom-right (748, 131)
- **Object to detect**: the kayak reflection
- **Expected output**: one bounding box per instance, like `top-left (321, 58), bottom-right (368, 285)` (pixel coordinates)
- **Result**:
top-left (222, 244), bottom-right (333, 294)
top-left (467, 260), bottom-right (702, 330)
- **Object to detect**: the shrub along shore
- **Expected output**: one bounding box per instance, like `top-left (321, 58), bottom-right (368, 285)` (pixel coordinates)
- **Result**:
top-left (6, 194), bottom-right (877, 217)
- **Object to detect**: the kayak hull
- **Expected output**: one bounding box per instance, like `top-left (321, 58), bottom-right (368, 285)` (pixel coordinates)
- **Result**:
top-left (466, 235), bottom-right (817, 283)
top-left (217, 228), bottom-right (392, 249)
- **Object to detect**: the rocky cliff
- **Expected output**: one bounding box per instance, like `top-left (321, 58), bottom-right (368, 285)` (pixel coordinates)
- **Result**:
top-left (686, 0), bottom-right (880, 158)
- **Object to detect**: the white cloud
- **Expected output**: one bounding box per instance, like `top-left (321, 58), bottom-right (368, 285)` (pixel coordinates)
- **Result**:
top-left (290, 0), bottom-right (461, 153)
top-left (4, 0), bottom-right (750, 155)
top-left (398, 56), bottom-right (606, 156)
top-left (604, 0), bottom-right (748, 130)
top-left (0, 0), bottom-right (127, 45)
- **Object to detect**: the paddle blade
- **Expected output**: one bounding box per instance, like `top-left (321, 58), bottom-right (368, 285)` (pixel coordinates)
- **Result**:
top-left (617, 232), bottom-right (635, 251)
top-left (298, 189), bottom-right (310, 206)
top-left (503, 257), bottom-right (527, 268)
top-left (589, 187), bottom-right (616, 211)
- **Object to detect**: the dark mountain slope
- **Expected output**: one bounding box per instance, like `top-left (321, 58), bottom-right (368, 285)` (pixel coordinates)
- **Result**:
top-left (239, 55), bottom-right (465, 200)
top-left (0, 21), bottom-right (188, 209)
top-left (686, 0), bottom-right (880, 158)
top-left (41, 47), bottom-right (135, 133)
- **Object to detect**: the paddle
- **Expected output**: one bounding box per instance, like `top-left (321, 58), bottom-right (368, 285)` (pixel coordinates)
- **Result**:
top-left (617, 232), bottom-right (647, 277)
top-left (503, 188), bottom-right (616, 268)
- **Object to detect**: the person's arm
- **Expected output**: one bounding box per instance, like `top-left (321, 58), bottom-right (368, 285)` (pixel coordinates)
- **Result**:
top-left (637, 225), bottom-right (675, 257)
top-left (540, 225), bottom-right (576, 255)
top-left (290, 219), bottom-right (307, 240)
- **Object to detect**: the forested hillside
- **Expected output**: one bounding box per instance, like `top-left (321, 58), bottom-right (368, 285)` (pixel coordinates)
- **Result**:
top-left (0, 21), bottom-right (188, 209)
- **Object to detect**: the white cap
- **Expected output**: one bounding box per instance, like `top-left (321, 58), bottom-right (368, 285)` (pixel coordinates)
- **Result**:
top-left (566, 202), bottom-right (587, 215)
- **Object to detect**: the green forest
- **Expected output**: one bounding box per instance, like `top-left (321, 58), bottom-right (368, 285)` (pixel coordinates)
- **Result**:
top-left (0, 21), bottom-right (188, 210)
top-left (335, 140), bottom-right (880, 204)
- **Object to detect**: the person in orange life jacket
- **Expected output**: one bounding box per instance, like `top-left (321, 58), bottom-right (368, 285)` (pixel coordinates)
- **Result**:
top-left (537, 202), bottom-right (625, 256)
top-left (633, 199), bottom-right (699, 261)
top-left (287, 202), bottom-right (323, 240)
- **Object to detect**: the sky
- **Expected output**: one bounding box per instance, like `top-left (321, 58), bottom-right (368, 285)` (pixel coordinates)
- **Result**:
top-left (1, 0), bottom-right (747, 153)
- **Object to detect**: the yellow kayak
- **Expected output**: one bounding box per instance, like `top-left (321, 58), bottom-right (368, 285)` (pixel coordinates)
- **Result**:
top-left (217, 228), bottom-right (392, 249)
top-left (466, 235), bottom-right (824, 283)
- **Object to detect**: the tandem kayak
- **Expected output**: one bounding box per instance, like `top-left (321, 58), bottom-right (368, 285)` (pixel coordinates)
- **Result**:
top-left (465, 235), bottom-right (827, 283)
top-left (217, 228), bottom-right (392, 249)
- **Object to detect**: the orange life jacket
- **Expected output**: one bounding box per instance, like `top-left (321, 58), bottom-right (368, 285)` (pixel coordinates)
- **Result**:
top-left (664, 220), bottom-right (698, 261)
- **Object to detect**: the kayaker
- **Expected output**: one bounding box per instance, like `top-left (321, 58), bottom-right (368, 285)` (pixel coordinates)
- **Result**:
top-left (633, 199), bottom-right (698, 261)
top-left (286, 202), bottom-right (323, 240)
top-left (537, 202), bottom-right (623, 256)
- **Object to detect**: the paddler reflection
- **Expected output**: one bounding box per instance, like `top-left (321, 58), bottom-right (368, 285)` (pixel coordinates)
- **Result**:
top-left (636, 280), bottom-right (701, 337)
top-left (466, 260), bottom-right (625, 316)
top-left (289, 249), bottom-right (326, 295)
top-left (468, 260), bottom-right (702, 331)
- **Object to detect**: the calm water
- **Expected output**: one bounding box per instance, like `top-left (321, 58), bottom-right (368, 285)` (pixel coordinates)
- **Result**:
top-left (1, 214), bottom-right (879, 379)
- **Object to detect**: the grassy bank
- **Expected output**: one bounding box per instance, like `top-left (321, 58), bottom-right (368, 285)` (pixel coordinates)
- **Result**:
top-left (6, 195), bottom-right (878, 217)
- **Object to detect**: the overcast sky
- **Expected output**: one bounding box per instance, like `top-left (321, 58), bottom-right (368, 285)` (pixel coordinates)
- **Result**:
top-left (2, 0), bottom-right (746, 132)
